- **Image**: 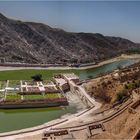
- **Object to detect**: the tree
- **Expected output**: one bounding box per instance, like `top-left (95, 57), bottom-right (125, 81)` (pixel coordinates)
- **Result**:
top-left (31, 74), bottom-right (43, 81)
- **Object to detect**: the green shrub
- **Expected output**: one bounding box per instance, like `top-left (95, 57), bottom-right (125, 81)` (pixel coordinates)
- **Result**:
top-left (127, 83), bottom-right (136, 90)
top-left (125, 81), bottom-right (139, 90)
top-left (116, 89), bottom-right (127, 101)
top-left (126, 48), bottom-right (140, 54)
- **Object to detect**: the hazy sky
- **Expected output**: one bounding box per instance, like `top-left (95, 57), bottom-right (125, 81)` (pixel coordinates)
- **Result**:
top-left (0, 1), bottom-right (140, 43)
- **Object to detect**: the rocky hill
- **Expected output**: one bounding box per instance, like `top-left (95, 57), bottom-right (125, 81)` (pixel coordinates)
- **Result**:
top-left (0, 13), bottom-right (139, 64)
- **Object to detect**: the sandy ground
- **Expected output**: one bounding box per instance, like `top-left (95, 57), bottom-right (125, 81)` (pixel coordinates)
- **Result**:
top-left (0, 54), bottom-right (140, 71)
top-left (90, 105), bottom-right (140, 139)
top-left (15, 99), bottom-right (140, 140)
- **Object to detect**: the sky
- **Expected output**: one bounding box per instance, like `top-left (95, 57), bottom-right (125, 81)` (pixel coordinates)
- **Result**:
top-left (0, 1), bottom-right (140, 43)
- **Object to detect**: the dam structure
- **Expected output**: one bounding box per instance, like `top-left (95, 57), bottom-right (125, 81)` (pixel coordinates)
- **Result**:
top-left (55, 73), bottom-right (101, 108)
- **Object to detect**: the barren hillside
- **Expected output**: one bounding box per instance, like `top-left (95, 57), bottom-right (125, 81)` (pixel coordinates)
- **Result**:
top-left (85, 62), bottom-right (140, 139)
top-left (0, 13), bottom-right (140, 64)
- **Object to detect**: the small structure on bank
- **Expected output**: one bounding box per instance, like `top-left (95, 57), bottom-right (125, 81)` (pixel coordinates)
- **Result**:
top-left (53, 74), bottom-right (69, 92)
top-left (53, 73), bottom-right (80, 93)
top-left (43, 130), bottom-right (73, 140)
top-left (62, 73), bottom-right (80, 84)
top-left (87, 123), bottom-right (105, 137)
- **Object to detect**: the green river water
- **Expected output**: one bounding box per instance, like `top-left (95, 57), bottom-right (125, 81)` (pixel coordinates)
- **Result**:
top-left (0, 59), bottom-right (138, 133)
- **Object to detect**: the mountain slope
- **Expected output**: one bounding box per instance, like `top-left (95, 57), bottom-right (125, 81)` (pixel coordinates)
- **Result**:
top-left (0, 13), bottom-right (139, 64)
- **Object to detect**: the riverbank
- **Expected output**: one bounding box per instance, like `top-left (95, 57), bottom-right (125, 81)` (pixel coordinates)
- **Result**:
top-left (78, 54), bottom-right (140, 70)
top-left (0, 59), bottom-right (138, 80)
top-left (0, 54), bottom-right (140, 71)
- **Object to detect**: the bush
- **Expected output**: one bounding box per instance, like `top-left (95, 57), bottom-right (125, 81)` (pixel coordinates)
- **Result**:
top-left (116, 89), bottom-right (127, 101)
top-left (127, 83), bottom-right (136, 90)
top-left (125, 81), bottom-right (140, 90)
top-left (31, 74), bottom-right (43, 81)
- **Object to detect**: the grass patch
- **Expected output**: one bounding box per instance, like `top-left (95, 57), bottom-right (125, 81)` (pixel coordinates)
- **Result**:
top-left (23, 93), bottom-right (61, 100)
top-left (0, 81), bottom-right (6, 89)
top-left (24, 95), bottom-right (44, 100)
top-left (0, 69), bottom-right (79, 80)
top-left (6, 94), bottom-right (21, 100)
top-left (125, 80), bottom-right (140, 90)
top-left (0, 93), bottom-right (4, 98)
top-left (44, 93), bottom-right (62, 99)
top-left (8, 80), bottom-right (20, 87)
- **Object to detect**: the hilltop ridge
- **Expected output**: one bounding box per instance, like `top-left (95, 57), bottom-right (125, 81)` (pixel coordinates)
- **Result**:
top-left (0, 13), bottom-right (139, 64)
